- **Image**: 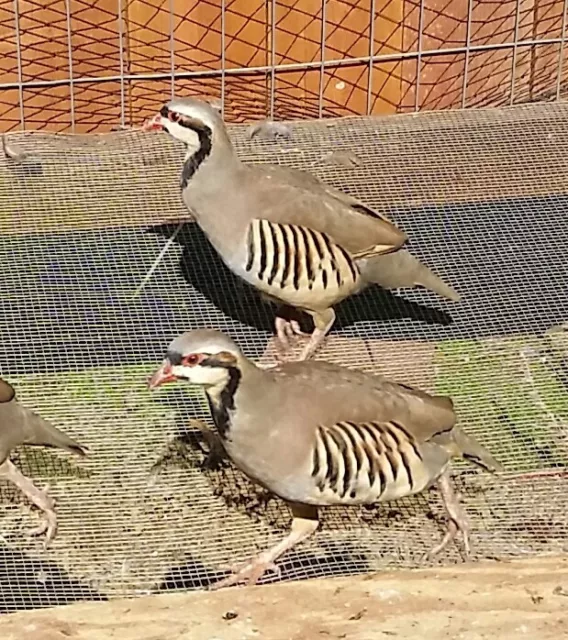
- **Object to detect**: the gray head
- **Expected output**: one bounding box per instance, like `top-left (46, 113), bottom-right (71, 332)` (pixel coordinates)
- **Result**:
top-left (147, 329), bottom-right (244, 390)
top-left (142, 97), bottom-right (228, 146)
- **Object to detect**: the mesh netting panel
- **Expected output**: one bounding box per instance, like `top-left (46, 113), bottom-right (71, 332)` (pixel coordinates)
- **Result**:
top-left (0, 102), bottom-right (567, 611)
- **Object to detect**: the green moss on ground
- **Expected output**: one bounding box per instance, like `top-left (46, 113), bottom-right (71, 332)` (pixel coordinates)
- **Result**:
top-left (434, 336), bottom-right (568, 473)
top-left (7, 363), bottom-right (210, 480)
top-left (13, 363), bottom-right (206, 407)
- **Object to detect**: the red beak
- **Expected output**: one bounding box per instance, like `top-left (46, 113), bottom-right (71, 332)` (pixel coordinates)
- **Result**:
top-left (142, 114), bottom-right (165, 132)
top-left (147, 359), bottom-right (178, 390)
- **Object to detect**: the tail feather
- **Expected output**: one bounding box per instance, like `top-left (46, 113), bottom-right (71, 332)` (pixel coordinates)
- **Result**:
top-left (452, 427), bottom-right (503, 473)
top-left (25, 410), bottom-right (88, 457)
top-left (358, 249), bottom-right (461, 302)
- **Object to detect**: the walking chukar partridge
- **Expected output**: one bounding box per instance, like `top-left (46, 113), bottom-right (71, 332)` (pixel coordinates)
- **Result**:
top-left (0, 377), bottom-right (87, 544)
top-left (143, 99), bottom-right (461, 361)
top-left (148, 329), bottom-right (502, 590)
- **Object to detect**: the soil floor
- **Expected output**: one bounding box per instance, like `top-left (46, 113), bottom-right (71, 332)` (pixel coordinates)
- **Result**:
top-left (0, 556), bottom-right (566, 640)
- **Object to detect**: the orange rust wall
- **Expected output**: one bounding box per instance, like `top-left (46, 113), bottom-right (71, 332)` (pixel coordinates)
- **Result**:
top-left (0, 0), bottom-right (564, 132)
top-left (400, 0), bottom-right (565, 111)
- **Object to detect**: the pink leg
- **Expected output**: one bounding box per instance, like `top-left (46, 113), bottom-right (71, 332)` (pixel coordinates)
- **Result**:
top-left (210, 503), bottom-right (319, 590)
top-left (0, 459), bottom-right (58, 546)
top-left (297, 308), bottom-right (336, 361)
top-left (297, 327), bottom-right (330, 361)
top-left (424, 469), bottom-right (470, 561)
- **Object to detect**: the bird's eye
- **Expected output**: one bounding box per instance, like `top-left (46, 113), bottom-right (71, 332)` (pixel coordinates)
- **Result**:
top-left (169, 111), bottom-right (180, 122)
top-left (183, 354), bottom-right (199, 366)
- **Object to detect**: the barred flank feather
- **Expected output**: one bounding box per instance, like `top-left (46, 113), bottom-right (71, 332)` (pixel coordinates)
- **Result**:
top-left (245, 219), bottom-right (361, 294)
top-left (311, 420), bottom-right (424, 501)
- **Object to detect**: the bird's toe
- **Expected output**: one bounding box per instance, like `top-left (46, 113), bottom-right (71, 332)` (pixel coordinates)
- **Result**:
top-left (210, 557), bottom-right (281, 590)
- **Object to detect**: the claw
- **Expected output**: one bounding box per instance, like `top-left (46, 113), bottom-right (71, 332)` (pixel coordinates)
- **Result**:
top-left (274, 317), bottom-right (310, 361)
top-left (0, 461), bottom-right (60, 546)
top-left (288, 320), bottom-right (307, 337)
top-left (27, 511), bottom-right (57, 546)
top-left (27, 485), bottom-right (58, 547)
top-left (210, 556), bottom-right (282, 590)
top-left (423, 475), bottom-right (470, 562)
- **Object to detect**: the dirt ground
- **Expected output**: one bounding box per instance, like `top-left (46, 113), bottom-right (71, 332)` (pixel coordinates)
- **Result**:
top-left (0, 556), bottom-right (566, 640)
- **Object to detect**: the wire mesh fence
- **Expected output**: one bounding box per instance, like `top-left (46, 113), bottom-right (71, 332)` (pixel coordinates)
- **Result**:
top-left (0, 0), bottom-right (566, 616)
top-left (0, 0), bottom-right (567, 131)
top-left (0, 102), bottom-right (566, 611)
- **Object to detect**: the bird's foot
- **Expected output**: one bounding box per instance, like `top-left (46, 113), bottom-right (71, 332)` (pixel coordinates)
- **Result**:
top-left (284, 311), bottom-right (335, 362)
top-left (247, 120), bottom-right (293, 141)
top-left (210, 554), bottom-right (282, 590)
top-left (275, 317), bottom-right (307, 345)
top-left (0, 461), bottom-right (59, 546)
top-left (26, 483), bottom-right (58, 546)
top-left (422, 484), bottom-right (470, 562)
top-left (274, 317), bottom-right (309, 360)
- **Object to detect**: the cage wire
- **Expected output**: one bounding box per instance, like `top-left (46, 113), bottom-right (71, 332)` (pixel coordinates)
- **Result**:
top-left (0, 102), bottom-right (565, 612)
top-left (0, 0), bottom-right (568, 130)
top-left (0, 0), bottom-right (566, 615)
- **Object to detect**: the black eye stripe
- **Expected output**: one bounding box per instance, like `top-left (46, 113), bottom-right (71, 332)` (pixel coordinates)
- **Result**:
top-left (167, 350), bottom-right (182, 366)
top-left (160, 105), bottom-right (182, 123)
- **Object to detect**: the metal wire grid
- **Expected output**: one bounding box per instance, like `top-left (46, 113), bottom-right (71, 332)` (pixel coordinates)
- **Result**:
top-left (0, 103), bottom-right (566, 611)
top-left (0, 0), bottom-right (567, 132)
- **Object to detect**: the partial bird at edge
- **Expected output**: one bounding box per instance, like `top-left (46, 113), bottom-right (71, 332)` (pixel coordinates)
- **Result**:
top-left (0, 377), bottom-right (88, 546)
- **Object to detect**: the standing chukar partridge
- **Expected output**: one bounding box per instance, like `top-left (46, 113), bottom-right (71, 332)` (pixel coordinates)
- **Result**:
top-left (0, 377), bottom-right (87, 544)
top-left (148, 329), bottom-right (501, 590)
top-left (143, 99), bottom-right (461, 361)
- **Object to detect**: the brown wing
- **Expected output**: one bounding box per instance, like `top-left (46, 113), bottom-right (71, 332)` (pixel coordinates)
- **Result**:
top-left (273, 360), bottom-right (456, 442)
top-left (245, 164), bottom-right (407, 259)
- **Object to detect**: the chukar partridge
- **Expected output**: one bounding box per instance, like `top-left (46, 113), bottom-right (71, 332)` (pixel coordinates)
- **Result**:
top-left (143, 99), bottom-right (461, 361)
top-left (148, 329), bottom-right (501, 590)
top-left (0, 377), bottom-right (87, 544)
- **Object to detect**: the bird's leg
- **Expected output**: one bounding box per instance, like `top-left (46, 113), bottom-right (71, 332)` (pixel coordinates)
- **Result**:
top-left (0, 459), bottom-right (58, 545)
top-left (209, 503), bottom-right (319, 590)
top-left (298, 308), bottom-right (336, 361)
top-left (424, 468), bottom-right (470, 561)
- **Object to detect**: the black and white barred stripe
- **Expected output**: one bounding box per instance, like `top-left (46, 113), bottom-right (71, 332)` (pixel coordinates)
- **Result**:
top-left (311, 420), bottom-right (424, 500)
top-left (245, 219), bottom-right (360, 292)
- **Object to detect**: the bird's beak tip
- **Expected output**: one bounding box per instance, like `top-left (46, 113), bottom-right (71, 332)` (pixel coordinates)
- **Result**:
top-left (147, 361), bottom-right (177, 390)
top-left (142, 114), bottom-right (165, 132)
